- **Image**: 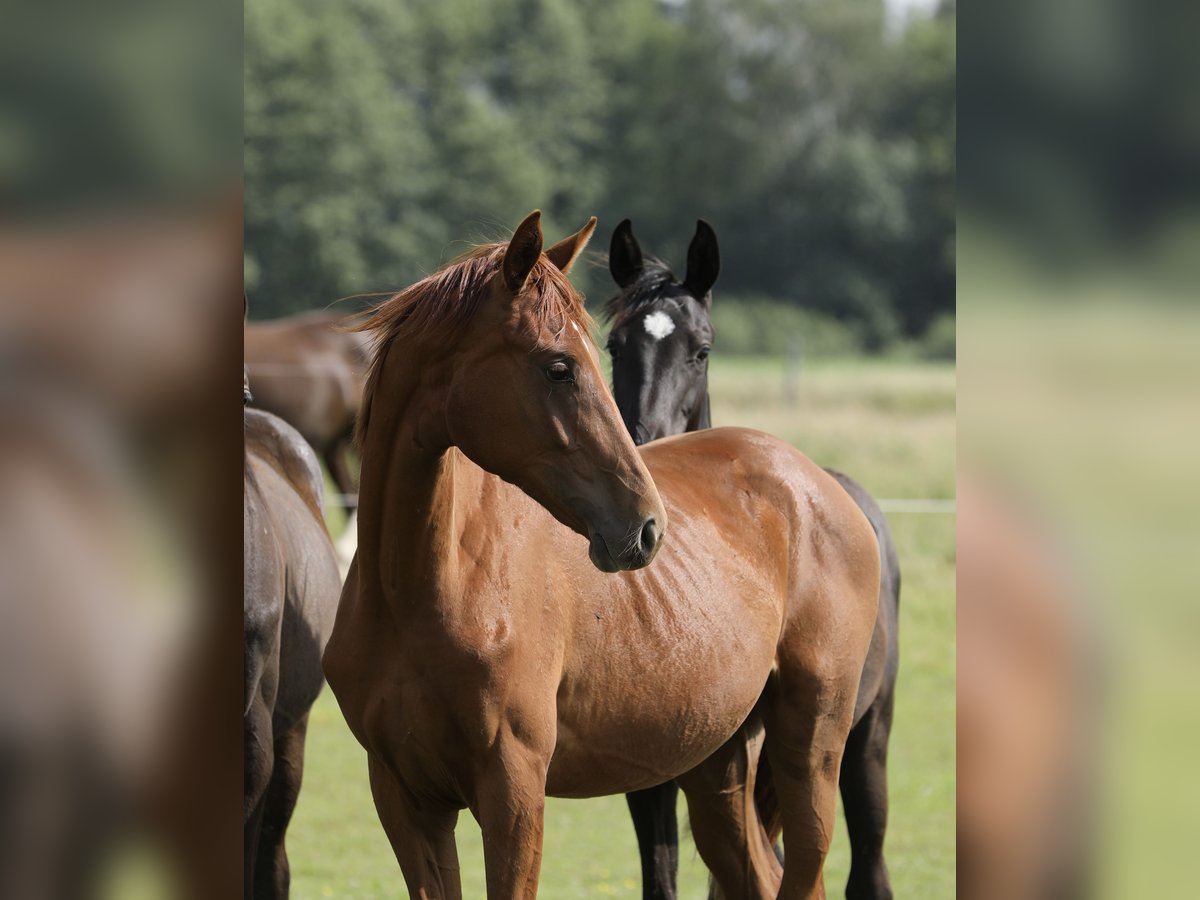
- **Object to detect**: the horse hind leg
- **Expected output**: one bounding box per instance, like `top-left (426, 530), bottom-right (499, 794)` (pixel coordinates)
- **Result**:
top-left (253, 712), bottom-right (310, 900)
top-left (244, 698), bottom-right (273, 898)
top-left (762, 656), bottom-right (867, 900)
top-left (677, 716), bottom-right (782, 900)
top-left (840, 692), bottom-right (895, 900)
top-left (325, 433), bottom-right (358, 515)
top-left (334, 509), bottom-right (358, 580)
top-left (625, 782), bottom-right (681, 900)
top-left (368, 756), bottom-right (463, 900)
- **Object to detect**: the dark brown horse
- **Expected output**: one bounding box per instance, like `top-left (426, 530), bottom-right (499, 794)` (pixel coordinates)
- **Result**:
top-left (606, 219), bottom-right (901, 900)
top-left (323, 211), bottom-right (882, 899)
top-left (244, 384), bottom-right (341, 898)
top-left (244, 309), bottom-right (371, 512)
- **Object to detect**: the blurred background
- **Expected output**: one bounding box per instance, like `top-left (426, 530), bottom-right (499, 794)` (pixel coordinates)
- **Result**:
top-left (245, 0), bottom-right (956, 897)
top-left (958, 0), bottom-right (1200, 897)
top-left (1, 1), bottom-right (241, 898)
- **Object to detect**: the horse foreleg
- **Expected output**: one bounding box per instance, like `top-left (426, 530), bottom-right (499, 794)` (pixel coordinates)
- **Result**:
top-left (625, 782), bottom-right (681, 900)
top-left (253, 712), bottom-right (310, 900)
top-left (367, 756), bottom-right (462, 900)
top-left (473, 736), bottom-right (549, 899)
top-left (677, 716), bottom-right (782, 900)
top-left (840, 691), bottom-right (896, 900)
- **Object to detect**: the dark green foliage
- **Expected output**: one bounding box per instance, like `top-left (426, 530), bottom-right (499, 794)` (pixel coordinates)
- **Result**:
top-left (246, 0), bottom-right (954, 348)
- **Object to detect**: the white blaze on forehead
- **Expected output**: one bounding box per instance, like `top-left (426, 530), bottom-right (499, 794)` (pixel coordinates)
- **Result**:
top-left (571, 319), bottom-right (599, 362)
top-left (642, 311), bottom-right (676, 341)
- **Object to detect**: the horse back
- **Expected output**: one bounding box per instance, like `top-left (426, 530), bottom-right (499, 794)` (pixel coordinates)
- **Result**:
top-left (244, 312), bottom-right (368, 446)
top-left (244, 409), bottom-right (328, 519)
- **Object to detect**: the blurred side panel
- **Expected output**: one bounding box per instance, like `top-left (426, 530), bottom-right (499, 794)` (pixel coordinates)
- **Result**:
top-left (0, 0), bottom-right (242, 897)
top-left (960, 0), bottom-right (1200, 896)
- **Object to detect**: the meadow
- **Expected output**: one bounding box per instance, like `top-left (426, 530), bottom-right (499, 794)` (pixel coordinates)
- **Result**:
top-left (290, 355), bottom-right (956, 899)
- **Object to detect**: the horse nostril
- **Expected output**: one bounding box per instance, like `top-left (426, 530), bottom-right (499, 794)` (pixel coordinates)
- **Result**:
top-left (639, 518), bottom-right (659, 559)
top-left (632, 423), bottom-right (651, 446)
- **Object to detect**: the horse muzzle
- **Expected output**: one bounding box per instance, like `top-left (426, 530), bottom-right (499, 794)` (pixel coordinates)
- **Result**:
top-left (587, 515), bottom-right (663, 573)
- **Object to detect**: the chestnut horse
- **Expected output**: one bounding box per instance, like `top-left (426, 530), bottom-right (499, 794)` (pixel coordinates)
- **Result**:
top-left (605, 219), bottom-right (901, 900)
top-left (323, 211), bottom-right (881, 899)
top-left (244, 309), bottom-right (371, 512)
top-left (244, 385), bottom-right (341, 898)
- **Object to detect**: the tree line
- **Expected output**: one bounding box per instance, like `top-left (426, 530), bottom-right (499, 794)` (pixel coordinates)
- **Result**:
top-left (246, 0), bottom-right (954, 354)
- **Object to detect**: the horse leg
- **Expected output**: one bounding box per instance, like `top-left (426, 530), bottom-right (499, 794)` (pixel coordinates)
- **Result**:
top-left (253, 712), bottom-right (310, 900)
top-left (325, 433), bottom-right (358, 515)
top-left (762, 660), bottom-right (865, 900)
top-left (840, 691), bottom-right (895, 900)
top-left (472, 737), bottom-right (549, 899)
top-left (676, 716), bottom-right (782, 900)
top-left (367, 756), bottom-right (462, 900)
top-left (625, 782), bottom-right (680, 900)
top-left (334, 509), bottom-right (358, 579)
top-left (243, 699), bottom-right (273, 899)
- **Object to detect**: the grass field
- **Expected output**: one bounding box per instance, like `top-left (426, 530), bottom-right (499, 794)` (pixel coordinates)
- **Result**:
top-left (291, 355), bottom-right (955, 898)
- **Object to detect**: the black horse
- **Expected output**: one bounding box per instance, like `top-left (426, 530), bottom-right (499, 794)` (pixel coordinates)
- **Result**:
top-left (604, 219), bottom-right (901, 900)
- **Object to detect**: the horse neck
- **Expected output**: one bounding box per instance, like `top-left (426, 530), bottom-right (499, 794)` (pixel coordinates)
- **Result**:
top-left (688, 387), bottom-right (713, 431)
top-left (355, 341), bottom-right (463, 608)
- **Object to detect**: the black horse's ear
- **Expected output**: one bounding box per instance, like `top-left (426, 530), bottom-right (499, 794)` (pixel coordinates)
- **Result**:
top-left (609, 219), bottom-right (644, 288)
top-left (684, 219), bottom-right (720, 301)
top-left (504, 210), bottom-right (544, 292)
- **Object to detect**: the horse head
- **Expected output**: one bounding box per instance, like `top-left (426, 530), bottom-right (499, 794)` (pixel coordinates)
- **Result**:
top-left (604, 219), bottom-right (719, 444)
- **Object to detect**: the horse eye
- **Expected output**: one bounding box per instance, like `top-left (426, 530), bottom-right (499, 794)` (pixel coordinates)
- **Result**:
top-left (695, 346), bottom-right (711, 362)
top-left (606, 338), bottom-right (622, 360)
top-left (544, 361), bottom-right (575, 384)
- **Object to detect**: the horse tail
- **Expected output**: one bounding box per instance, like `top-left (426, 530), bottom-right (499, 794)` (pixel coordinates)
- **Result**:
top-left (706, 746), bottom-right (786, 900)
top-left (754, 750), bottom-right (785, 861)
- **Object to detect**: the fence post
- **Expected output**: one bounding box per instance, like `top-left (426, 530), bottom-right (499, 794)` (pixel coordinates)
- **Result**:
top-left (784, 335), bottom-right (803, 409)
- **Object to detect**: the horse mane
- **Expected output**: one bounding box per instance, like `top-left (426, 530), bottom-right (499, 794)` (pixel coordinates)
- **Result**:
top-left (601, 256), bottom-right (678, 327)
top-left (352, 242), bottom-right (591, 446)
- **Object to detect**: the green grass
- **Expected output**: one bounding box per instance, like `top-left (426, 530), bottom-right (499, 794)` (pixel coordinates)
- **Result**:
top-left (293, 356), bottom-right (955, 898)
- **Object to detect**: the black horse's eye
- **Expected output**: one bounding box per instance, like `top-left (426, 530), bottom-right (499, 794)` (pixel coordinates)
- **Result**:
top-left (606, 337), bottom-right (622, 359)
top-left (695, 345), bottom-right (711, 362)
top-left (544, 361), bottom-right (575, 384)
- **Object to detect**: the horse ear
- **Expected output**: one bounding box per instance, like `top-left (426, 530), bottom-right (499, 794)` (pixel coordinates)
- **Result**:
top-left (684, 219), bottom-right (720, 300)
top-left (503, 209), bottom-right (544, 292)
top-left (545, 216), bottom-right (598, 275)
top-left (609, 218), bottom-right (644, 288)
